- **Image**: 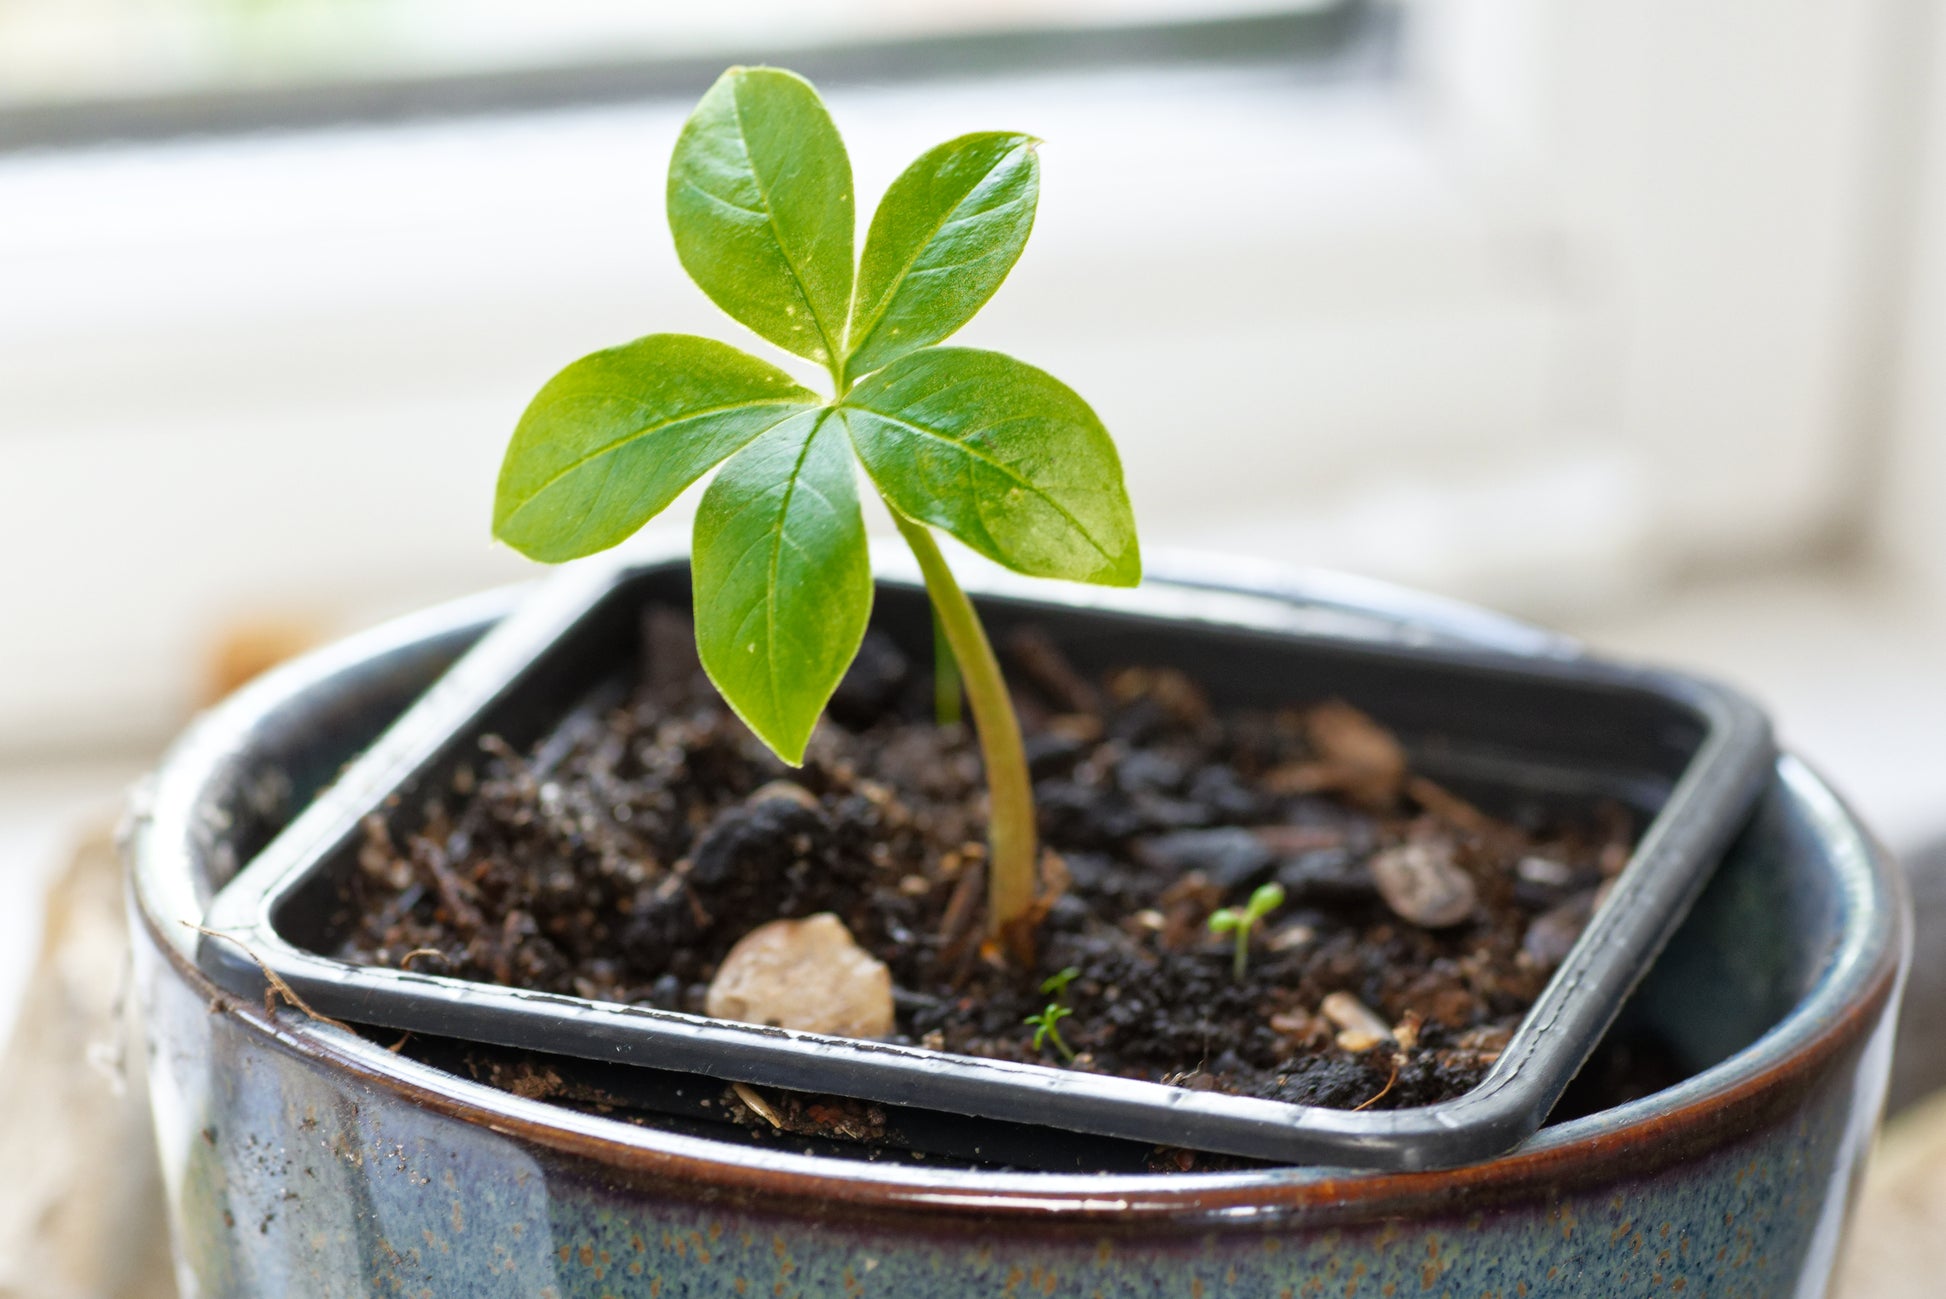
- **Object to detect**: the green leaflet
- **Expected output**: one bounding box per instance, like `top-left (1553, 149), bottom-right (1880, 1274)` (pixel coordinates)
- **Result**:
top-left (847, 132), bottom-right (1040, 380)
top-left (692, 410), bottom-right (872, 763)
top-left (667, 67), bottom-right (855, 367)
top-left (492, 334), bottom-right (820, 563)
top-left (841, 348), bottom-right (1141, 586)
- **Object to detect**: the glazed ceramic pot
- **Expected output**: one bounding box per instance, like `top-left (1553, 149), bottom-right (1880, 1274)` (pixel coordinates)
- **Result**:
top-left (127, 572), bottom-right (1907, 1299)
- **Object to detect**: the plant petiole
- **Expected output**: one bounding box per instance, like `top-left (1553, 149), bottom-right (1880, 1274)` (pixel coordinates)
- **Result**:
top-left (891, 510), bottom-right (1038, 949)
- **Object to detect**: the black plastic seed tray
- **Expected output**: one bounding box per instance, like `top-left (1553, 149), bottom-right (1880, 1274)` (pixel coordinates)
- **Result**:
top-left (199, 555), bottom-right (1773, 1171)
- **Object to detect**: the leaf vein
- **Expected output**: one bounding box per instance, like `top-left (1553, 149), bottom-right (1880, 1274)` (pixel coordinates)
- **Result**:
top-left (850, 141), bottom-right (1029, 364)
top-left (763, 415), bottom-right (829, 718)
top-left (674, 177), bottom-right (772, 222)
top-left (505, 397), bottom-right (811, 527)
top-left (725, 82), bottom-right (841, 362)
top-left (849, 406), bottom-right (1115, 564)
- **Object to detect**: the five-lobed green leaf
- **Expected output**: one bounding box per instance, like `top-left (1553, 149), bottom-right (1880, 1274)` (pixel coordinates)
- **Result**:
top-left (692, 410), bottom-right (872, 763)
top-left (493, 334), bottom-right (820, 563)
top-left (840, 348), bottom-right (1140, 587)
top-left (499, 67), bottom-right (1142, 766)
top-left (846, 131), bottom-right (1040, 380)
top-left (667, 67), bottom-right (855, 367)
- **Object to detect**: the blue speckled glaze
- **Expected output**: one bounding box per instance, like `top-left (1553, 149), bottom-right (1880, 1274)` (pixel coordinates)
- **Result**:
top-left (128, 583), bottom-right (1905, 1299)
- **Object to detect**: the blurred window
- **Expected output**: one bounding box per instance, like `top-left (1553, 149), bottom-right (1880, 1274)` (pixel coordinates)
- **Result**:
top-left (0, 2), bottom-right (1899, 754)
top-left (0, 0), bottom-right (1377, 146)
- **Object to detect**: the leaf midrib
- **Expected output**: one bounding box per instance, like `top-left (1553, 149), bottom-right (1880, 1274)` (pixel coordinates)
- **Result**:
top-left (726, 78), bottom-right (843, 365)
top-left (841, 401), bottom-right (1118, 567)
top-left (499, 396), bottom-right (811, 530)
top-left (847, 140), bottom-right (1028, 370)
top-left (758, 412), bottom-right (829, 725)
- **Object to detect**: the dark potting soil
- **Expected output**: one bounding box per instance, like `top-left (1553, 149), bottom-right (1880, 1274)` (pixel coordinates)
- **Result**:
top-left (339, 611), bottom-right (1639, 1138)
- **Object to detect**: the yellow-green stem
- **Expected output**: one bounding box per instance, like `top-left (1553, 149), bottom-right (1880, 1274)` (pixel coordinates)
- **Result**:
top-left (890, 510), bottom-right (1037, 938)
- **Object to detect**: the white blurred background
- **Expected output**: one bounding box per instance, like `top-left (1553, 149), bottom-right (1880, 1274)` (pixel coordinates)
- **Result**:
top-left (2, 0), bottom-right (1945, 1038)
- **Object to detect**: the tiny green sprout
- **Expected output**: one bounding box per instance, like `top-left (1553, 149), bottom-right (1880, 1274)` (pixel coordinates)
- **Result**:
top-left (1025, 1001), bottom-right (1076, 1063)
top-left (1040, 966), bottom-right (1082, 1001)
top-left (1208, 881), bottom-right (1287, 981)
top-left (492, 66), bottom-right (1140, 954)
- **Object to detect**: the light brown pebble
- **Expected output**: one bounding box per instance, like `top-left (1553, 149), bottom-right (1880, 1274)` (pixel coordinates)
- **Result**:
top-left (1370, 841), bottom-right (1477, 928)
top-left (1269, 1010), bottom-right (1320, 1039)
top-left (1269, 921), bottom-right (1316, 952)
top-left (705, 913), bottom-right (894, 1039)
top-left (1321, 991), bottom-right (1395, 1053)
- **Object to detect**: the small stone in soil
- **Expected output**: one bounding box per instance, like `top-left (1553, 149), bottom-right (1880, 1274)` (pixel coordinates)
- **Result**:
top-left (1370, 841), bottom-right (1477, 928)
top-left (1268, 920), bottom-right (1316, 952)
top-left (705, 913), bottom-right (895, 1039)
top-left (1320, 991), bottom-right (1394, 1053)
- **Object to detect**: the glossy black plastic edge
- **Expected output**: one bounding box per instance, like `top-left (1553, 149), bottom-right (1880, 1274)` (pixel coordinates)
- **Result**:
top-left (198, 557), bottom-right (1775, 1171)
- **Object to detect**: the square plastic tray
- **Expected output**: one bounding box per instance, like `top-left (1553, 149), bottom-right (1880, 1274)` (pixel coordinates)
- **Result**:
top-left (199, 555), bottom-right (1773, 1171)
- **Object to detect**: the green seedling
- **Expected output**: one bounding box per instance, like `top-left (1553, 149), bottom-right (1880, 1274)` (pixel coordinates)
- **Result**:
top-left (492, 66), bottom-right (1140, 951)
top-left (1208, 881), bottom-right (1287, 981)
top-left (1040, 966), bottom-right (1082, 1001)
top-left (1025, 1002), bottom-right (1076, 1063)
top-left (1025, 965), bottom-right (1084, 1061)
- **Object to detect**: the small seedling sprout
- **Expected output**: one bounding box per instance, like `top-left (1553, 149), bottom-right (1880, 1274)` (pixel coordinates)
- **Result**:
top-left (1208, 881), bottom-right (1286, 981)
top-left (1025, 1002), bottom-right (1076, 1063)
top-left (493, 66), bottom-right (1139, 958)
top-left (1025, 966), bottom-right (1083, 1061)
top-left (1040, 966), bottom-right (1081, 1001)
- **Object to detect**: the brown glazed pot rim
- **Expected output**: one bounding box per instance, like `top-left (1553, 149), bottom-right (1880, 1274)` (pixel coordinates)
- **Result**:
top-left (128, 579), bottom-right (1907, 1228)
